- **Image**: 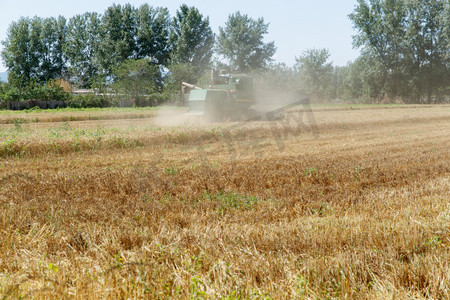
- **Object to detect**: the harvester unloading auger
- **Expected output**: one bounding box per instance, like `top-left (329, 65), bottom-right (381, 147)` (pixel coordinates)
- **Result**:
top-left (183, 69), bottom-right (309, 122)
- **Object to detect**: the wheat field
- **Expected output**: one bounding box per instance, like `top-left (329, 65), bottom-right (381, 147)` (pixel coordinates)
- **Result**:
top-left (0, 105), bottom-right (449, 299)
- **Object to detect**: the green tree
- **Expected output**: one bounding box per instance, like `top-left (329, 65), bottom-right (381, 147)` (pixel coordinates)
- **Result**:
top-left (1, 17), bottom-right (41, 81)
top-left (334, 55), bottom-right (386, 102)
top-left (217, 12), bottom-right (276, 72)
top-left (170, 4), bottom-right (214, 80)
top-left (261, 62), bottom-right (296, 91)
top-left (98, 4), bottom-right (172, 79)
top-left (136, 4), bottom-right (171, 65)
top-left (65, 12), bottom-right (102, 87)
top-left (112, 58), bottom-right (162, 104)
top-left (294, 48), bottom-right (334, 99)
top-left (40, 16), bottom-right (67, 81)
top-left (2, 16), bottom-right (67, 83)
top-left (403, 0), bottom-right (449, 102)
top-left (5, 72), bottom-right (29, 100)
top-left (98, 4), bottom-right (138, 75)
top-left (164, 63), bottom-right (198, 103)
top-left (349, 0), bottom-right (449, 102)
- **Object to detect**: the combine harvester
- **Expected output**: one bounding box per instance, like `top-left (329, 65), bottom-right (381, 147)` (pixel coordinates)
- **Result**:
top-left (183, 69), bottom-right (308, 122)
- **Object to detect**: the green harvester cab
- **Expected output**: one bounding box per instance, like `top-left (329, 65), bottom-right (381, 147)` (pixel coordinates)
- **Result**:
top-left (185, 71), bottom-right (256, 121)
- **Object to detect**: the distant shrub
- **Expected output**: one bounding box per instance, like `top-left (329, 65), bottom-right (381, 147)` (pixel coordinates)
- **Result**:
top-left (69, 93), bottom-right (108, 108)
top-left (0, 80), bottom-right (70, 102)
top-left (0, 77), bottom-right (178, 109)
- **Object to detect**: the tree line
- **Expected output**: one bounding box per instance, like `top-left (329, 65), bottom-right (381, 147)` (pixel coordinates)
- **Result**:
top-left (1, 0), bottom-right (449, 105)
top-left (266, 0), bottom-right (449, 103)
top-left (1, 4), bottom-right (212, 88)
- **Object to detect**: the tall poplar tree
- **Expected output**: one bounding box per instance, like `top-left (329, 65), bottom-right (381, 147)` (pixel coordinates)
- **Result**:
top-left (217, 12), bottom-right (276, 72)
top-left (65, 12), bottom-right (102, 87)
top-left (349, 0), bottom-right (449, 102)
top-left (136, 4), bottom-right (171, 65)
top-left (98, 4), bottom-right (138, 75)
top-left (169, 4), bottom-right (214, 78)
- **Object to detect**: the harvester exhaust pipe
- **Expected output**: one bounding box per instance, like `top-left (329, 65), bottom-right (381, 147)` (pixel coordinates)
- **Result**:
top-left (182, 82), bottom-right (202, 90)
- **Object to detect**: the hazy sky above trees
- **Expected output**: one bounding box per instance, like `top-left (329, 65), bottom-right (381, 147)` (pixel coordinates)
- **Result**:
top-left (0, 0), bottom-right (360, 72)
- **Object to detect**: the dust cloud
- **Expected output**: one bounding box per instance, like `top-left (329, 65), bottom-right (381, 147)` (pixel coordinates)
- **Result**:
top-left (152, 106), bottom-right (210, 127)
top-left (244, 89), bottom-right (309, 121)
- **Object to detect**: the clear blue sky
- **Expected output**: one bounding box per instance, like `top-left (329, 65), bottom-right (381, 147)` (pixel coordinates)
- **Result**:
top-left (0, 0), bottom-right (361, 72)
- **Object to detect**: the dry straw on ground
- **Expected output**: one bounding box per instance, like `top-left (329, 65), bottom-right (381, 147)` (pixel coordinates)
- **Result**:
top-left (0, 105), bottom-right (449, 299)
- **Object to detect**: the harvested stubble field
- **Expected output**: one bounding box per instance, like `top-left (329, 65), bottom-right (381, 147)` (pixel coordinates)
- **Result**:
top-left (0, 105), bottom-right (449, 299)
